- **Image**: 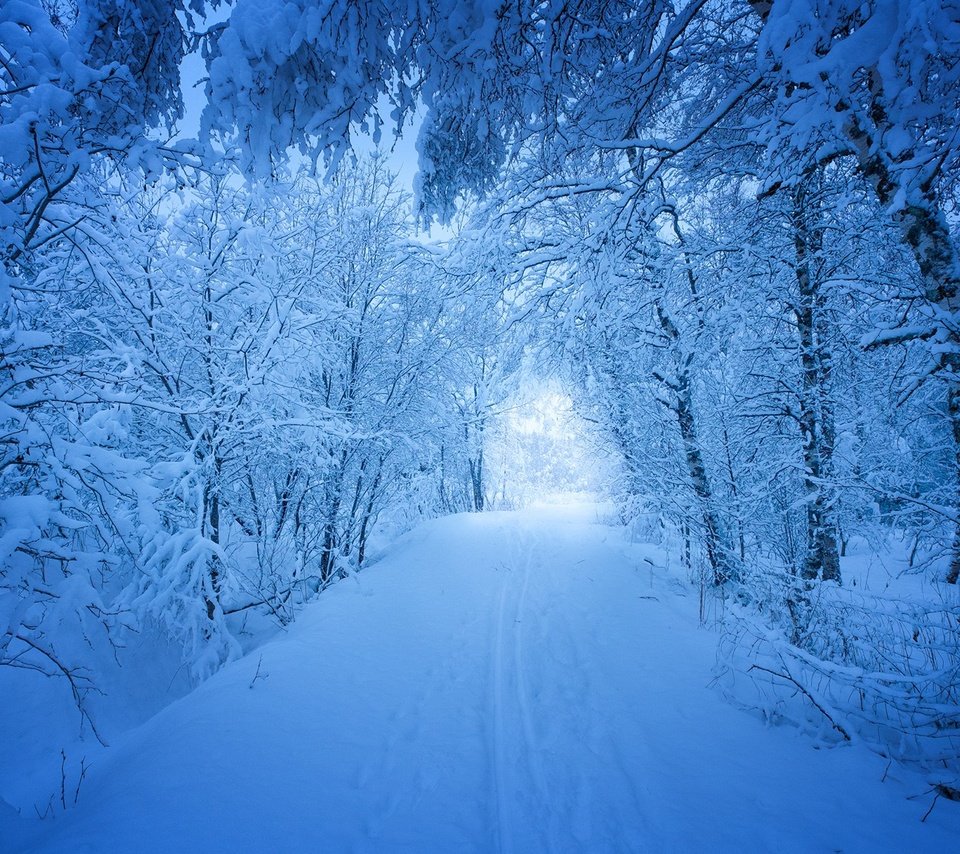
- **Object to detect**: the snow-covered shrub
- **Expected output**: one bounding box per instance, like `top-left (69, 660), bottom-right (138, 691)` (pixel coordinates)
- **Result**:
top-left (718, 573), bottom-right (960, 769)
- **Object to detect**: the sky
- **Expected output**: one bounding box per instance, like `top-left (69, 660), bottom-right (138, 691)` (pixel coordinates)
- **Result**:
top-left (178, 33), bottom-right (425, 206)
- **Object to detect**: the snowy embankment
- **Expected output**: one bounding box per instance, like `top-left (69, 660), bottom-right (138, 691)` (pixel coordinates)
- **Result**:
top-left (7, 503), bottom-right (959, 852)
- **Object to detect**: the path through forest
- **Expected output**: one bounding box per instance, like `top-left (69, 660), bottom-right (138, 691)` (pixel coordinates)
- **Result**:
top-left (18, 503), bottom-right (959, 852)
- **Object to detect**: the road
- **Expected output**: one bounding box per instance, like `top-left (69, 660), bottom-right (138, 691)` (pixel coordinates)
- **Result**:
top-left (21, 503), bottom-right (959, 852)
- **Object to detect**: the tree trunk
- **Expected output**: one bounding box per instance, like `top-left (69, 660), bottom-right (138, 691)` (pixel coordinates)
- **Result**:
top-left (720, 422), bottom-right (746, 562)
top-left (850, 123), bottom-right (960, 584)
top-left (653, 300), bottom-right (736, 585)
top-left (792, 186), bottom-right (841, 584)
top-left (204, 454), bottom-right (223, 620)
top-left (469, 451), bottom-right (484, 512)
top-left (357, 459), bottom-right (385, 567)
top-left (320, 449), bottom-right (348, 585)
top-left (674, 374), bottom-right (735, 585)
top-left (751, 0), bottom-right (960, 584)
top-left (948, 384), bottom-right (960, 584)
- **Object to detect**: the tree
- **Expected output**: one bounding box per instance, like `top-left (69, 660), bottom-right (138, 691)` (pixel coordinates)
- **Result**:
top-left (200, 0), bottom-right (960, 579)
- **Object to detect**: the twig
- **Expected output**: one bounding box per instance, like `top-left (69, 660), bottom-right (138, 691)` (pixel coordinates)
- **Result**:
top-left (13, 635), bottom-right (109, 746)
top-left (748, 663), bottom-right (852, 741)
top-left (919, 782), bottom-right (960, 822)
top-left (60, 750), bottom-right (67, 811)
top-left (34, 796), bottom-right (54, 820)
top-left (921, 790), bottom-right (940, 823)
top-left (74, 757), bottom-right (89, 805)
top-left (248, 654), bottom-right (268, 689)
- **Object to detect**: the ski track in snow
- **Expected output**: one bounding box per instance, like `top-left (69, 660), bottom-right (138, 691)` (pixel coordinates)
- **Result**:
top-left (490, 524), bottom-right (555, 854)
top-left (12, 502), bottom-right (960, 853)
top-left (510, 530), bottom-right (552, 847)
top-left (490, 574), bottom-right (510, 853)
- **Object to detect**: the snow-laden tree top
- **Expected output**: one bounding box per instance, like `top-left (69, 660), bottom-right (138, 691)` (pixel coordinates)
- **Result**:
top-left (3, 1), bottom-right (958, 230)
top-left (201, 0), bottom-right (717, 213)
top-left (197, 0), bottom-right (960, 219)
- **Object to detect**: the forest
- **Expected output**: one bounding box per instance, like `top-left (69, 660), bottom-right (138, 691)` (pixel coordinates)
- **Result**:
top-left (2, 1), bottom-right (959, 848)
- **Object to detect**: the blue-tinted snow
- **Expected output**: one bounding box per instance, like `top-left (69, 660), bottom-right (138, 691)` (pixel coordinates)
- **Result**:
top-left (9, 503), bottom-right (958, 852)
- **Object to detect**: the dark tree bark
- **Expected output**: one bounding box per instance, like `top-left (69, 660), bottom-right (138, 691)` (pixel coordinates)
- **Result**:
top-left (653, 300), bottom-right (736, 585)
top-left (791, 184), bottom-right (841, 583)
top-left (752, 0), bottom-right (960, 584)
top-left (469, 448), bottom-right (485, 512)
top-left (203, 453), bottom-right (223, 620)
top-left (848, 102), bottom-right (960, 584)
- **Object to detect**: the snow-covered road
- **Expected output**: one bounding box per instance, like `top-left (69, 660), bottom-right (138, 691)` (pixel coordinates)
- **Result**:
top-left (20, 503), bottom-right (959, 852)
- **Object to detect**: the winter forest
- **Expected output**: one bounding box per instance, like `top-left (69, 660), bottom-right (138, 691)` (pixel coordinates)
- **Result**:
top-left (2, 1), bottom-right (960, 850)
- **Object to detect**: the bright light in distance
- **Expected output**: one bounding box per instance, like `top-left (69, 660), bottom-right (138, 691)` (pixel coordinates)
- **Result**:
top-left (485, 384), bottom-right (615, 507)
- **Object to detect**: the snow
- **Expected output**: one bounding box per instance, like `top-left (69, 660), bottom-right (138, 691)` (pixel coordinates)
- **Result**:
top-left (4, 4), bottom-right (960, 848)
top-left (7, 501), bottom-right (957, 852)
